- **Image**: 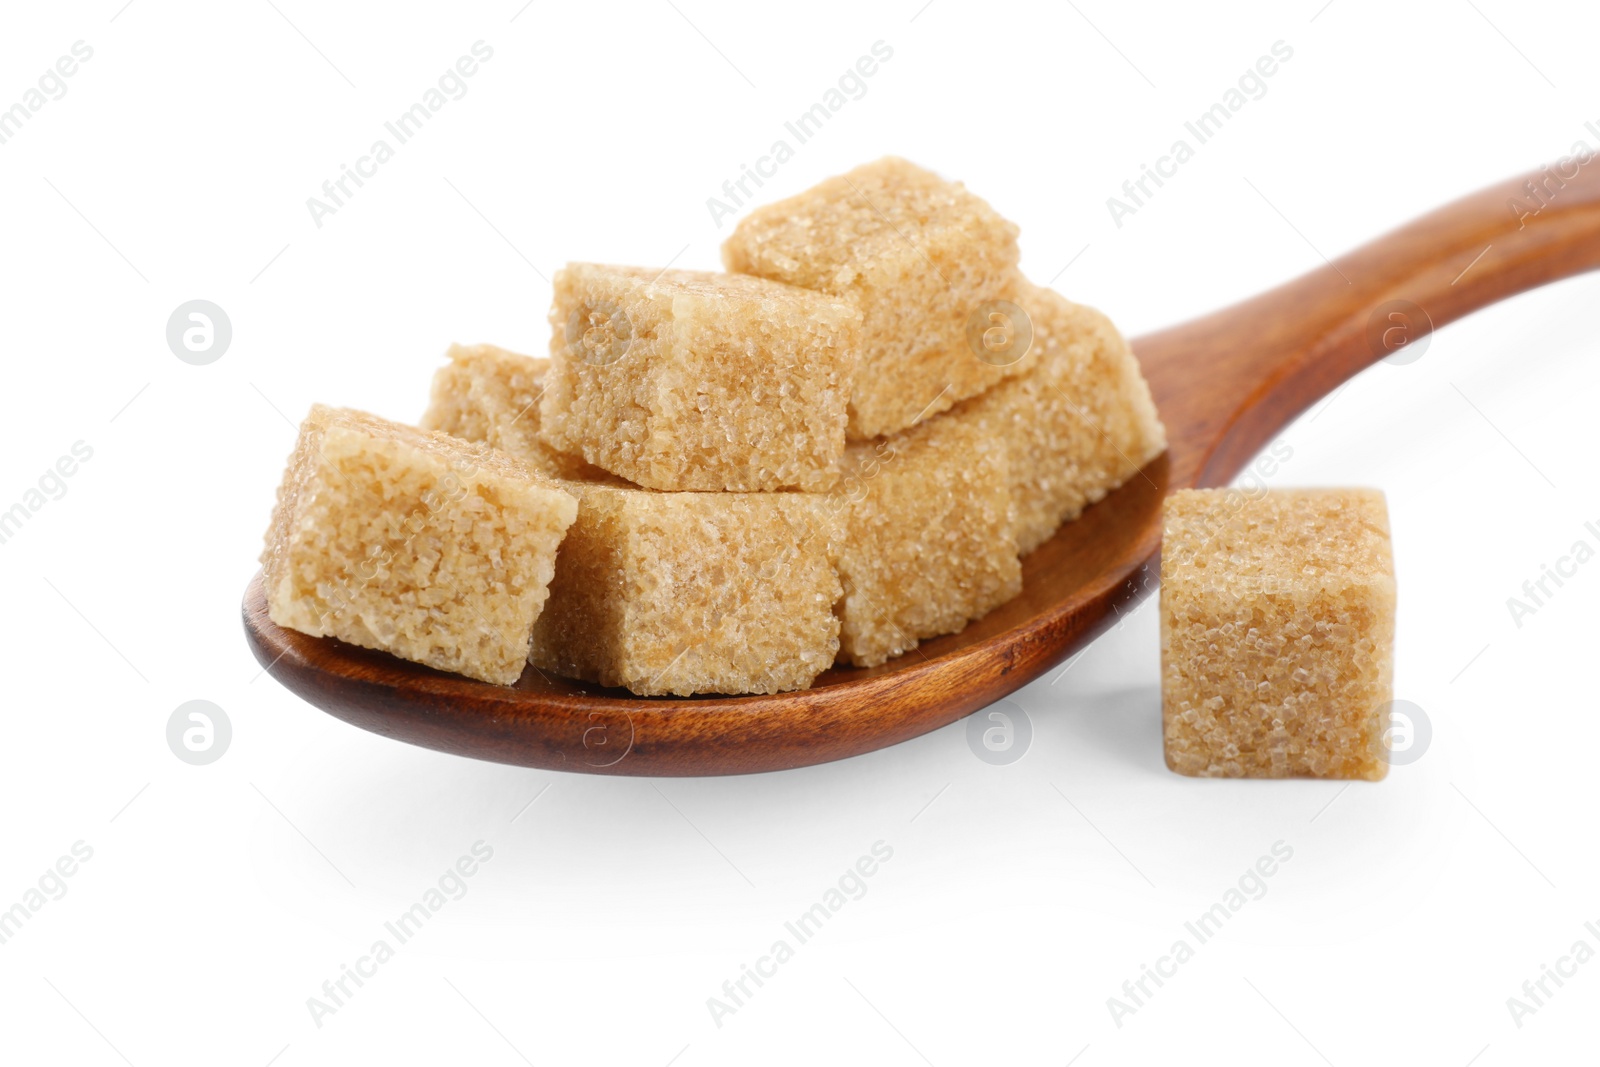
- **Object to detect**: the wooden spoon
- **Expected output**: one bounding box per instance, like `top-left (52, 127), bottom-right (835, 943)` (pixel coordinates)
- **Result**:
top-left (244, 162), bottom-right (1600, 776)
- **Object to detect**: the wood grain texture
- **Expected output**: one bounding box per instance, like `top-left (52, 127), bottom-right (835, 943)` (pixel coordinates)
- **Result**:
top-left (243, 163), bottom-right (1600, 775)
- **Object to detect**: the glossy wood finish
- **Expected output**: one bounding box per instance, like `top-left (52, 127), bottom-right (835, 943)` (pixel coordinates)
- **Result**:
top-left (244, 163), bottom-right (1600, 775)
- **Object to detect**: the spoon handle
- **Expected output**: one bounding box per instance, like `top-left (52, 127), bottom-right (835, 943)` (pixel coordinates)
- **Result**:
top-left (1133, 156), bottom-right (1600, 489)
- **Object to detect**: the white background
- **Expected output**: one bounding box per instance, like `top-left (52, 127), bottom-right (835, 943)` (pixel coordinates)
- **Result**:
top-left (1, 1), bottom-right (1596, 1064)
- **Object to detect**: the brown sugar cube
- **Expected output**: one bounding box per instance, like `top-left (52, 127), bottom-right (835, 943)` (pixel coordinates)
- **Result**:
top-left (954, 282), bottom-right (1166, 554)
top-left (539, 264), bottom-right (860, 492)
top-left (420, 343), bottom-right (544, 464)
top-left (722, 157), bottom-right (1025, 440)
top-left (260, 405), bottom-right (577, 685)
top-left (1160, 488), bottom-right (1397, 780)
top-left (422, 342), bottom-right (610, 482)
top-left (530, 487), bottom-right (842, 696)
top-left (831, 413), bottom-right (1021, 667)
top-left (422, 346), bottom-right (843, 695)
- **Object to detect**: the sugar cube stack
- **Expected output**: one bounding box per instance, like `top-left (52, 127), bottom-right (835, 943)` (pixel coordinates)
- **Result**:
top-left (260, 405), bottom-right (577, 685)
top-left (261, 157), bottom-right (1174, 696)
top-left (1160, 488), bottom-right (1397, 780)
